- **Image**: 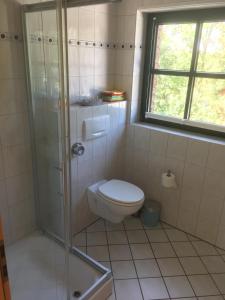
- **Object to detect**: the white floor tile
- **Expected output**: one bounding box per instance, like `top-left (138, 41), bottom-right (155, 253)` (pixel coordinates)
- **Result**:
top-left (99, 261), bottom-right (111, 270)
top-left (135, 259), bottom-right (161, 278)
top-left (164, 276), bottom-right (195, 298)
top-left (140, 277), bottom-right (169, 300)
top-left (146, 229), bottom-right (169, 242)
top-left (198, 296), bottom-right (224, 300)
top-left (87, 245), bottom-right (110, 261)
top-left (166, 229), bottom-right (189, 242)
top-left (188, 275), bottom-right (220, 296)
top-left (87, 232), bottom-right (107, 246)
top-left (130, 243), bottom-right (154, 259)
top-left (201, 256), bottom-right (225, 273)
top-left (172, 241), bottom-right (198, 257)
top-left (216, 248), bottom-right (225, 255)
top-left (211, 274), bottom-right (225, 294)
top-left (73, 232), bottom-right (86, 247)
top-left (173, 298), bottom-right (196, 300)
top-left (188, 234), bottom-right (200, 241)
top-left (111, 261), bottom-right (136, 279)
top-left (127, 230), bottom-right (148, 243)
top-left (114, 279), bottom-right (143, 300)
top-left (105, 221), bottom-right (124, 231)
top-left (192, 241), bottom-right (218, 256)
top-left (144, 223), bottom-right (162, 230)
top-left (86, 219), bottom-right (106, 232)
top-left (107, 231), bottom-right (128, 245)
top-left (157, 258), bottom-right (185, 276)
top-left (161, 222), bottom-right (174, 229)
top-left (152, 242), bottom-right (176, 258)
top-left (76, 246), bottom-right (87, 253)
top-left (124, 217), bottom-right (143, 230)
top-left (180, 257), bottom-right (208, 275)
top-left (109, 245), bottom-right (132, 261)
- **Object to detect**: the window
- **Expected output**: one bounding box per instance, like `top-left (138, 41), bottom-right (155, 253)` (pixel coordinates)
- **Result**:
top-left (141, 8), bottom-right (225, 136)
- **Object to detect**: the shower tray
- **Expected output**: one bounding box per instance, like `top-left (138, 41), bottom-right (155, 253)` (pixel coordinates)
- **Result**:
top-left (5, 231), bottom-right (112, 300)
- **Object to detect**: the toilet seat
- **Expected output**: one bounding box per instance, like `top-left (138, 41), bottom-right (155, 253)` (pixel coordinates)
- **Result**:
top-left (97, 179), bottom-right (144, 206)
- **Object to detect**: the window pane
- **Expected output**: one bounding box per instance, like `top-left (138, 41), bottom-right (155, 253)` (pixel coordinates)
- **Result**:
top-left (197, 22), bottom-right (225, 73)
top-left (150, 75), bottom-right (189, 118)
top-left (154, 23), bottom-right (196, 71)
top-left (190, 78), bottom-right (225, 126)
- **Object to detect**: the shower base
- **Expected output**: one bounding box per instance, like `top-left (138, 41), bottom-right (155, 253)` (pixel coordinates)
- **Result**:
top-left (5, 231), bottom-right (112, 300)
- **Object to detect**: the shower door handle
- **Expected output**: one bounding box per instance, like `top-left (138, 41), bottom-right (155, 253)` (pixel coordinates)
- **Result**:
top-left (71, 143), bottom-right (85, 157)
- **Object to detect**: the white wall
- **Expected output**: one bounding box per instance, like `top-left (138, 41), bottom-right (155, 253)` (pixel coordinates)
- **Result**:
top-left (124, 124), bottom-right (225, 249)
top-left (68, 3), bottom-right (128, 234)
top-left (67, 4), bottom-right (116, 103)
top-left (119, 0), bottom-right (225, 249)
top-left (0, 0), bottom-right (35, 244)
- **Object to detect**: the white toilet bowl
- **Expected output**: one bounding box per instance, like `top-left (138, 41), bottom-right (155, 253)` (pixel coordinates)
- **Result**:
top-left (87, 179), bottom-right (145, 223)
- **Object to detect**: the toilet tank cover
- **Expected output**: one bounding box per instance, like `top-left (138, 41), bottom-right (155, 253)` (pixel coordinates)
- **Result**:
top-left (98, 179), bottom-right (144, 204)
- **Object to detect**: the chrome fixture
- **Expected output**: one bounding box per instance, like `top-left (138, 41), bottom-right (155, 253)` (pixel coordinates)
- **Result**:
top-left (71, 143), bottom-right (85, 156)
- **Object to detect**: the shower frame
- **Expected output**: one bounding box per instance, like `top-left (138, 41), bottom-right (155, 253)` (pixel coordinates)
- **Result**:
top-left (21, 0), bottom-right (120, 299)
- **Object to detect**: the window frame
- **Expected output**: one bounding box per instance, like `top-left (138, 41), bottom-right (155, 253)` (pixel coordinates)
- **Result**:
top-left (141, 8), bottom-right (225, 138)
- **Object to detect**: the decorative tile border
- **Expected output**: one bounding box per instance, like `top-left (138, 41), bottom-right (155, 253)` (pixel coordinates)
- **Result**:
top-left (0, 32), bottom-right (23, 42)
top-left (29, 33), bottom-right (142, 49)
top-left (0, 32), bottom-right (143, 49)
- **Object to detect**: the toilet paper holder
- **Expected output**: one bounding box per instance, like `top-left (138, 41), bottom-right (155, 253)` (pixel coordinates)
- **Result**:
top-left (161, 169), bottom-right (177, 189)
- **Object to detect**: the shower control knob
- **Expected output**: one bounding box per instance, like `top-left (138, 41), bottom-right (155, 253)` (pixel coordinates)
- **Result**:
top-left (71, 143), bottom-right (85, 156)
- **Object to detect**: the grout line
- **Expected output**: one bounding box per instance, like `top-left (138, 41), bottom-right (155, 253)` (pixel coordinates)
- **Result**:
top-left (198, 255), bottom-right (224, 296)
top-left (162, 228), bottom-right (198, 298)
top-left (163, 227), bottom-right (225, 298)
top-left (122, 220), bottom-right (145, 300)
top-left (81, 217), bottom-right (225, 299)
top-left (104, 219), bottom-right (117, 300)
top-left (143, 226), bottom-right (172, 300)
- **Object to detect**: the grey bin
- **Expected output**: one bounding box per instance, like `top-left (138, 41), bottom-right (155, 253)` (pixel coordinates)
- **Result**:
top-left (141, 200), bottom-right (161, 227)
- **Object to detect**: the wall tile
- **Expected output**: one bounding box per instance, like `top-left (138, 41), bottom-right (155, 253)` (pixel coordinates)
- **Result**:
top-left (0, 114), bottom-right (25, 146)
top-left (203, 169), bottom-right (225, 199)
top-left (78, 8), bottom-right (94, 41)
top-left (67, 7), bottom-right (79, 38)
top-left (207, 143), bottom-right (225, 173)
top-left (178, 187), bottom-right (202, 234)
top-left (150, 130), bottom-right (168, 156)
top-left (216, 203), bottom-right (225, 249)
top-left (182, 163), bottom-right (204, 193)
top-left (79, 47), bottom-right (94, 77)
top-left (124, 15), bottom-right (137, 43)
top-left (6, 172), bottom-right (33, 206)
top-left (166, 135), bottom-right (188, 161)
top-left (161, 189), bottom-right (180, 226)
top-left (0, 146), bottom-right (5, 180)
top-left (134, 126), bottom-right (150, 150)
top-left (68, 47), bottom-right (79, 77)
top-left (3, 145), bottom-right (30, 178)
top-left (186, 139), bottom-right (209, 167)
top-left (196, 193), bottom-right (224, 243)
top-left (79, 76), bottom-right (95, 98)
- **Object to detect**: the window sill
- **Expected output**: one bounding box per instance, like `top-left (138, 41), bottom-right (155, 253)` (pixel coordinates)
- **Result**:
top-left (133, 121), bottom-right (225, 146)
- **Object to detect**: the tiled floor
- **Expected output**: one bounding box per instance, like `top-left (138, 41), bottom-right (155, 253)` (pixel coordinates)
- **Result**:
top-left (73, 217), bottom-right (225, 300)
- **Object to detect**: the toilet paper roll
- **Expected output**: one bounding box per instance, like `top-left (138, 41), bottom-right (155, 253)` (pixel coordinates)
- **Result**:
top-left (161, 172), bottom-right (177, 188)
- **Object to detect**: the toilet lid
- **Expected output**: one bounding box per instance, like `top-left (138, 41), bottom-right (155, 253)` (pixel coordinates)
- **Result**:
top-left (98, 179), bottom-right (144, 204)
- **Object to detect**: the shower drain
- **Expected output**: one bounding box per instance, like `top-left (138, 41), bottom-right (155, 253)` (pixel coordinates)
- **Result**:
top-left (73, 290), bottom-right (82, 298)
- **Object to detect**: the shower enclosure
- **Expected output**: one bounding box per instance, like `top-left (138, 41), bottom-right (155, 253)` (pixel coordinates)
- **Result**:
top-left (4, 0), bottom-right (118, 299)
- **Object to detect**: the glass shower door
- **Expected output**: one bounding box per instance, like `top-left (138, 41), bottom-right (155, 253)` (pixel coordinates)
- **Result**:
top-left (24, 4), bottom-right (69, 242)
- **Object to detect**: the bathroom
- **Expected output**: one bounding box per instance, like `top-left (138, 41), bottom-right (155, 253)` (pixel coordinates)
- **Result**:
top-left (0, 0), bottom-right (225, 299)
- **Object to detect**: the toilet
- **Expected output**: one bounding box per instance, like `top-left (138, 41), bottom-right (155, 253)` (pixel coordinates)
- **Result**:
top-left (87, 179), bottom-right (145, 223)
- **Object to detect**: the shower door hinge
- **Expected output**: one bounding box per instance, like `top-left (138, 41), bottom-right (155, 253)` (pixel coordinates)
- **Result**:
top-left (58, 98), bottom-right (68, 109)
